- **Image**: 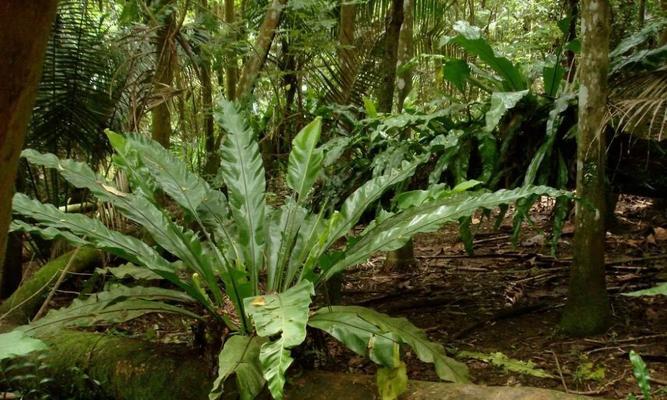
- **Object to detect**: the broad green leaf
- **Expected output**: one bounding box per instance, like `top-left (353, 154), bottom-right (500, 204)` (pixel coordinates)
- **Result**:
top-left (323, 157), bottom-right (425, 251)
top-left (307, 308), bottom-right (398, 369)
top-left (322, 136), bottom-right (352, 167)
top-left (0, 331), bottom-right (47, 361)
top-left (442, 59), bottom-right (470, 93)
top-left (244, 281), bottom-right (315, 399)
top-left (624, 283), bottom-right (667, 297)
top-left (116, 132), bottom-right (219, 215)
top-left (377, 362), bottom-right (408, 400)
top-left (543, 64), bottom-right (565, 97)
top-left (610, 19), bottom-right (667, 59)
top-left (448, 21), bottom-right (526, 91)
top-left (96, 263), bottom-right (163, 281)
top-left (524, 93), bottom-right (575, 185)
top-left (284, 210), bottom-right (326, 289)
top-left (209, 335), bottom-right (265, 400)
top-left (363, 97), bottom-right (378, 118)
top-left (629, 350), bottom-right (651, 399)
top-left (458, 351), bottom-right (554, 378)
top-left (24, 285), bottom-right (199, 335)
top-left (287, 118), bottom-right (323, 200)
top-left (12, 194), bottom-right (172, 277)
top-left (485, 91), bottom-right (529, 132)
top-left (310, 306), bottom-right (469, 383)
top-left (19, 150), bottom-right (222, 303)
top-left (326, 186), bottom-right (566, 278)
top-left (217, 100), bottom-right (266, 292)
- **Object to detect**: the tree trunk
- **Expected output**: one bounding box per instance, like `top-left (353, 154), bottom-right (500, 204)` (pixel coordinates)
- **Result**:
top-left (376, 0), bottom-right (405, 114)
top-left (560, 0), bottom-right (611, 336)
top-left (199, 0), bottom-right (219, 177)
top-left (379, 0), bottom-right (416, 272)
top-left (0, 233), bottom-right (23, 300)
top-left (225, 0), bottom-right (238, 100)
top-left (565, 0), bottom-right (579, 83)
top-left (660, 0), bottom-right (667, 46)
top-left (338, 0), bottom-right (356, 100)
top-left (236, 0), bottom-right (288, 101)
top-left (638, 0), bottom-right (646, 28)
top-left (151, 0), bottom-right (177, 148)
top-left (396, 0), bottom-right (414, 112)
top-left (0, 0), bottom-right (60, 289)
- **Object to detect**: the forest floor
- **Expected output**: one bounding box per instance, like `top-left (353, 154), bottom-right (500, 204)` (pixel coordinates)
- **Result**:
top-left (44, 195), bottom-right (667, 399)
top-left (315, 195), bottom-right (667, 399)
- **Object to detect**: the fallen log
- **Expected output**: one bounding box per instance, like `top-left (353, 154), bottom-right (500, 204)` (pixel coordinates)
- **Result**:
top-left (1, 329), bottom-right (601, 400)
top-left (0, 247), bottom-right (101, 325)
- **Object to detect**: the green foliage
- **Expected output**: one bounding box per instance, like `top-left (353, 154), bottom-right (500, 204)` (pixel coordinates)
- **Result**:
top-left (310, 306), bottom-right (469, 383)
top-left (209, 336), bottom-right (265, 400)
top-left (574, 356), bottom-right (606, 383)
top-left (624, 283), bottom-right (667, 297)
top-left (377, 361), bottom-right (408, 400)
top-left (444, 21), bottom-right (527, 92)
top-left (244, 282), bottom-right (314, 399)
top-left (629, 350), bottom-right (651, 400)
top-left (10, 98), bottom-right (567, 399)
top-left (458, 351), bottom-right (554, 379)
top-left (485, 91), bottom-right (530, 132)
top-left (0, 331), bottom-right (47, 362)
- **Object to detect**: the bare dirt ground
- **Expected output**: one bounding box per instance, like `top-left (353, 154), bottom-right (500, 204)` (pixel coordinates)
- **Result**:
top-left (314, 195), bottom-right (667, 399)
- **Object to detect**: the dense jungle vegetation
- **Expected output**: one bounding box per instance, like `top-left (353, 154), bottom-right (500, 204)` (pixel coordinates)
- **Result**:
top-left (0, 0), bottom-right (666, 399)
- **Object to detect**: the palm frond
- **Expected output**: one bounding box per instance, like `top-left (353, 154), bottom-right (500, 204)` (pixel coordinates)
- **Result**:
top-left (607, 67), bottom-right (667, 141)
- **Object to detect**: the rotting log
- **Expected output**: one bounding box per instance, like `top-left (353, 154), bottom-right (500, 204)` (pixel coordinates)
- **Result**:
top-left (0, 247), bottom-right (101, 325)
top-left (1, 329), bottom-right (600, 400)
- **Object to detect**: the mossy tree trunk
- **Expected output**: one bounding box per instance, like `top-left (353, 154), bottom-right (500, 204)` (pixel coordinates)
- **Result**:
top-left (560, 0), bottom-right (611, 336)
top-left (660, 0), bottom-right (667, 46)
top-left (150, 0), bottom-right (177, 148)
top-left (396, 0), bottom-right (414, 112)
top-left (237, 0), bottom-right (288, 101)
top-left (225, 0), bottom-right (238, 101)
top-left (0, 0), bottom-right (60, 289)
top-left (376, 0), bottom-right (404, 114)
top-left (379, 0), bottom-right (418, 272)
top-left (565, 0), bottom-right (579, 82)
top-left (338, 0), bottom-right (356, 93)
top-left (199, 0), bottom-right (219, 177)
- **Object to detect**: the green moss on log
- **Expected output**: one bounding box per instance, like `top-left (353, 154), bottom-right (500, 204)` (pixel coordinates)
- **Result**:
top-left (12, 330), bottom-right (602, 400)
top-left (0, 247), bottom-right (101, 325)
top-left (37, 331), bottom-right (212, 400)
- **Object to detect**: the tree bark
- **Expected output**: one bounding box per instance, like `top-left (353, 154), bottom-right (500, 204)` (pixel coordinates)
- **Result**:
top-left (338, 0), bottom-right (356, 98)
top-left (0, 0), bottom-right (60, 289)
top-left (379, 0), bottom-right (416, 272)
top-left (560, 0), bottom-right (611, 336)
top-left (396, 0), bottom-right (414, 112)
top-left (376, 0), bottom-right (405, 113)
top-left (565, 0), bottom-right (579, 83)
top-left (236, 0), bottom-right (288, 101)
top-left (151, 0), bottom-right (177, 148)
top-left (0, 233), bottom-right (23, 300)
top-left (660, 0), bottom-right (667, 46)
top-left (225, 0), bottom-right (238, 101)
top-left (199, 0), bottom-right (219, 177)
